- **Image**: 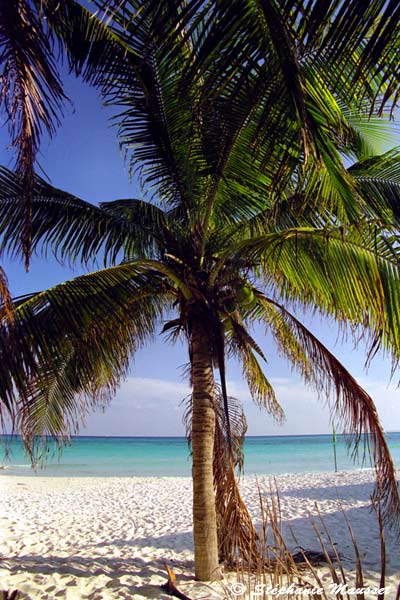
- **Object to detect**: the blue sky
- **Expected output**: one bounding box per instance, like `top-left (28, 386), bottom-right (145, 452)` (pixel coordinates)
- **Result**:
top-left (1, 70), bottom-right (399, 436)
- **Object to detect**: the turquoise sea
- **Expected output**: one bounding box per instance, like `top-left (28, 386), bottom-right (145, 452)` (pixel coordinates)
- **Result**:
top-left (1, 433), bottom-right (400, 477)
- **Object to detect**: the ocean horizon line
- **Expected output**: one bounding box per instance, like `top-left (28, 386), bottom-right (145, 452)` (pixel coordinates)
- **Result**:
top-left (2, 431), bottom-right (399, 439)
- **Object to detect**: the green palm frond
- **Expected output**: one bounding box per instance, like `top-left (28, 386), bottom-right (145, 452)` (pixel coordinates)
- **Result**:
top-left (0, 262), bottom-right (172, 451)
top-left (192, 0), bottom-right (400, 114)
top-left (0, 167), bottom-right (170, 263)
top-left (350, 147), bottom-right (400, 225)
top-left (350, 146), bottom-right (400, 182)
top-left (226, 317), bottom-right (284, 422)
top-left (42, 0), bottom-right (139, 80)
top-left (18, 349), bottom-right (90, 460)
top-left (217, 140), bottom-right (400, 242)
top-left (301, 74), bottom-right (363, 221)
top-left (254, 296), bottom-right (315, 385)
top-left (342, 111), bottom-right (400, 161)
top-left (258, 296), bottom-right (400, 528)
top-left (183, 0), bottom-right (399, 211)
top-left (68, 0), bottom-right (206, 216)
top-left (69, 2), bottom-right (365, 232)
top-left (251, 0), bottom-right (313, 161)
top-left (226, 226), bottom-right (400, 363)
top-left (178, 0), bottom-right (400, 232)
top-left (291, 0), bottom-right (400, 110)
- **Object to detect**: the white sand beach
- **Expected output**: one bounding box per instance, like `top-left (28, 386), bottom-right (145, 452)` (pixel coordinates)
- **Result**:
top-left (1, 470), bottom-right (399, 599)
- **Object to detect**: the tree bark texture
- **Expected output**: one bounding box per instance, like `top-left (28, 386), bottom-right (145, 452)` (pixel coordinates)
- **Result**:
top-left (191, 319), bottom-right (220, 581)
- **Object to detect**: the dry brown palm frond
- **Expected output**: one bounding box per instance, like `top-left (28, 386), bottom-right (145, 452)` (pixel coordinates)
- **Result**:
top-left (261, 297), bottom-right (400, 531)
top-left (183, 389), bottom-right (259, 566)
top-left (161, 564), bottom-right (193, 600)
top-left (213, 394), bottom-right (258, 566)
top-left (0, 0), bottom-right (66, 268)
top-left (0, 266), bottom-right (14, 326)
top-left (0, 266), bottom-right (15, 424)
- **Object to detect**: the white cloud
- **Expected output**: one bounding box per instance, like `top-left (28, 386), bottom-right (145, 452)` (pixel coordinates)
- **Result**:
top-left (357, 378), bottom-right (400, 432)
top-left (81, 373), bottom-right (400, 437)
top-left (83, 377), bottom-right (191, 436)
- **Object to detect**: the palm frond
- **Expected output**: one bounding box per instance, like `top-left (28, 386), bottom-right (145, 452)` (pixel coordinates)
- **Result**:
top-left (253, 294), bottom-right (315, 386)
top-left (349, 147), bottom-right (400, 225)
top-left (41, 0), bottom-right (139, 80)
top-left (183, 388), bottom-right (258, 565)
top-left (0, 167), bottom-right (170, 264)
top-left (0, 262), bottom-right (172, 453)
top-left (171, 0), bottom-right (400, 236)
top-left (213, 1), bottom-right (400, 114)
top-left (342, 110), bottom-right (400, 161)
top-left (226, 317), bottom-right (285, 423)
top-left (259, 296), bottom-right (400, 529)
top-left (0, 265), bottom-right (14, 326)
top-left (0, 0), bottom-right (67, 267)
top-left (253, 0), bottom-right (313, 161)
top-left (183, 3), bottom-right (306, 228)
top-left (0, 266), bottom-right (15, 419)
top-left (63, 0), bottom-right (207, 217)
top-left (227, 226), bottom-right (400, 367)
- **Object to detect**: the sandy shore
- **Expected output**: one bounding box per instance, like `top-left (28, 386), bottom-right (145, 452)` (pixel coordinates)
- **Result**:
top-left (0, 470), bottom-right (399, 599)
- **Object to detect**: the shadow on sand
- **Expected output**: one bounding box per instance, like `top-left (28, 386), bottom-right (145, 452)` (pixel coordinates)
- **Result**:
top-left (3, 480), bottom-right (399, 598)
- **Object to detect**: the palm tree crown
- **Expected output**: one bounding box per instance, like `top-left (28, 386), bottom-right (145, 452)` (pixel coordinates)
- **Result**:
top-left (1, 0), bottom-right (400, 580)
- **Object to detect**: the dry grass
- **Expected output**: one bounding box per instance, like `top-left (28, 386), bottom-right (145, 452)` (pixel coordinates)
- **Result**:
top-left (219, 481), bottom-right (392, 600)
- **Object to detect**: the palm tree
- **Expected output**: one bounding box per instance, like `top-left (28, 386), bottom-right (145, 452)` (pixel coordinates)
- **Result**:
top-left (1, 0), bottom-right (400, 581)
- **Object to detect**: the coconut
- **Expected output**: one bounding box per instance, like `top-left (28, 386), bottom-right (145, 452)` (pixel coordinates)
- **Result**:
top-left (237, 285), bottom-right (255, 306)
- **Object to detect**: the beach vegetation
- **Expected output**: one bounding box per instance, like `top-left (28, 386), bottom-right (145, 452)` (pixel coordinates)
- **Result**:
top-left (218, 483), bottom-right (393, 600)
top-left (1, 0), bottom-right (400, 582)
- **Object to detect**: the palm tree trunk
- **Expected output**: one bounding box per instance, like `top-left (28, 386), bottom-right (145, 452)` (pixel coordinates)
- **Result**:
top-left (191, 318), bottom-right (220, 581)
